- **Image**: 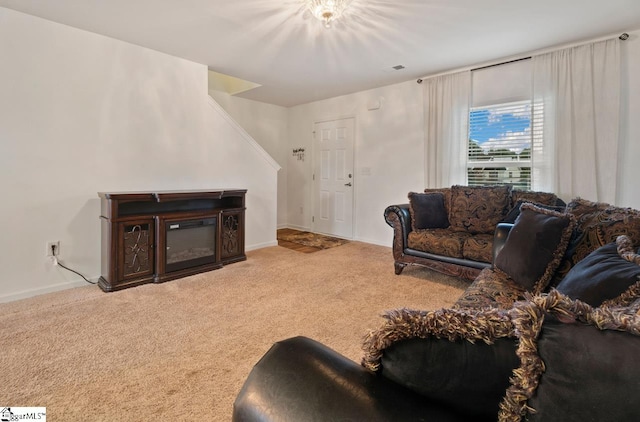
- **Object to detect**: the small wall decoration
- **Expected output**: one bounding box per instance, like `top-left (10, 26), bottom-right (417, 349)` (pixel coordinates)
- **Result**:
top-left (293, 147), bottom-right (305, 161)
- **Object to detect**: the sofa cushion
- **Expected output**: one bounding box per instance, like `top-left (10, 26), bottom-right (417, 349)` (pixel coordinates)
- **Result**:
top-left (495, 204), bottom-right (575, 294)
top-left (452, 268), bottom-right (528, 311)
top-left (597, 214), bottom-right (640, 249)
top-left (556, 236), bottom-right (640, 307)
top-left (408, 192), bottom-right (450, 230)
top-left (565, 197), bottom-right (612, 222)
top-left (362, 307), bottom-right (518, 418)
top-left (449, 185), bottom-right (512, 234)
top-left (499, 290), bottom-right (640, 422)
top-left (510, 189), bottom-right (560, 209)
top-left (407, 229), bottom-right (470, 259)
top-left (502, 200), bottom-right (566, 224)
top-left (462, 234), bottom-right (494, 263)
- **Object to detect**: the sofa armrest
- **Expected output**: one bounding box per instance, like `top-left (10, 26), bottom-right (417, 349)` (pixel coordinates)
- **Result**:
top-left (385, 204), bottom-right (411, 257)
top-left (492, 223), bottom-right (513, 264)
top-left (384, 203), bottom-right (411, 234)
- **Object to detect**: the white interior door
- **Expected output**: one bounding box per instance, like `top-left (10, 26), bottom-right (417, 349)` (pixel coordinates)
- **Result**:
top-left (313, 118), bottom-right (354, 238)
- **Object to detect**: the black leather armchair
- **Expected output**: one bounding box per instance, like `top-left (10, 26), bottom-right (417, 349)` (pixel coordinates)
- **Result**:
top-left (233, 336), bottom-right (492, 422)
top-left (233, 225), bottom-right (517, 422)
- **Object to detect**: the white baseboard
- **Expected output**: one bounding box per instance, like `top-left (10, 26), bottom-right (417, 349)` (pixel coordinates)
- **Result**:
top-left (282, 224), bottom-right (311, 232)
top-left (353, 236), bottom-right (389, 247)
top-left (0, 279), bottom-right (94, 304)
top-left (246, 240), bottom-right (278, 251)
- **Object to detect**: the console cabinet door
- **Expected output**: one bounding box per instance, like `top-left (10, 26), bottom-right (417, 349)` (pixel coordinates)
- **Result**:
top-left (220, 210), bottom-right (245, 263)
top-left (118, 218), bottom-right (155, 283)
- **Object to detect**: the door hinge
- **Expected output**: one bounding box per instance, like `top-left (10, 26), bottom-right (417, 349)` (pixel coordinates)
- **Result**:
top-left (313, 173), bottom-right (315, 181)
top-left (312, 216), bottom-right (315, 222)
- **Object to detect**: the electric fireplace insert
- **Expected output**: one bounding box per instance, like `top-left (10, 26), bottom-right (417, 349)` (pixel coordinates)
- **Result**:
top-left (165, 216), bottom-right (217, 273)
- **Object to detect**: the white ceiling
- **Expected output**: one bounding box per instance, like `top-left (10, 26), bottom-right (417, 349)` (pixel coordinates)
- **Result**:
top-left (2, 0), bottom-right (640, 107)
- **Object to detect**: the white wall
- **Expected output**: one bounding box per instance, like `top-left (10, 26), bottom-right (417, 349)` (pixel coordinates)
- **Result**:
top-left (287, 81), bottom-right (425, 246)
top-left (209, 91), bottom-right (288, 228)
top-left (0, 8), bottom-right (278, 302)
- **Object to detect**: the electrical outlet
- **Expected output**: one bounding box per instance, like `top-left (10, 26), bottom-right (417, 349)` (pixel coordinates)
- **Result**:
top-left (46, 241), bottom-right (60, 257)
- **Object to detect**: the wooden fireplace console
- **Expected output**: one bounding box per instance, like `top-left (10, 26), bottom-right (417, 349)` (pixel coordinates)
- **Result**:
top-left (98, 189), bottom-right (246, 292)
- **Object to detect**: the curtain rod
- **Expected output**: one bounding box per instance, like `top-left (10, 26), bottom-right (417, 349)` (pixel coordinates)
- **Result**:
top-left (417, 32), bottom-right (630, 84)
top-left (471, 56), bottom-right (531, 72)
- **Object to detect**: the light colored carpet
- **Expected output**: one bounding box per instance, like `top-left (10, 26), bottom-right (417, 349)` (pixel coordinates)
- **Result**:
top-left (0, 242), bottom-right (467, 421)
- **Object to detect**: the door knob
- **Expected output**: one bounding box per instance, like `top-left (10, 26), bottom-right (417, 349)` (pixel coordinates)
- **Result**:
top-left (344, 182), bottom-right (352, 186)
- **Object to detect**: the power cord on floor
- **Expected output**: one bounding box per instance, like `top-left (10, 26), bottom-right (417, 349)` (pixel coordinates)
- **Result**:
top-left (51, 245), bottom-right (97, 285)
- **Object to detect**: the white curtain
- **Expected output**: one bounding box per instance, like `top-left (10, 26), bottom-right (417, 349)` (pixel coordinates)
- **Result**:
top-left (532, 39), bottom-right (620, 203)
top-left (423, 70), bottom-right (471, 188)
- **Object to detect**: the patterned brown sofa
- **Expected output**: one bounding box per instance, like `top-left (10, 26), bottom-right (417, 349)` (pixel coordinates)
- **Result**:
top-left (384, 185), bottom-right (564, 280)
top-left (453, 197), bottom-right (640, 311)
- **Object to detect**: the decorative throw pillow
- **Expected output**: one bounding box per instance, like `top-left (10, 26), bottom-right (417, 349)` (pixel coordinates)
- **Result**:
top-left (555, 236), bottom-right (640, 307)
top-left (502, 200), bottom-right (566, 224)
top-left (408, 192), bottom-right (449, 230)
top-left (500, 290), bottom-right (640, 422)
top-left (449, 185), bottom-right (512, 234)
top-left (423, 187), bottom-right (452, 217)
top-left (624, 296), bottom-right (640, 313)
top-left (494, 203), bottom-right (575, 294)
top-left (362, 307), bottom-right (518, 418)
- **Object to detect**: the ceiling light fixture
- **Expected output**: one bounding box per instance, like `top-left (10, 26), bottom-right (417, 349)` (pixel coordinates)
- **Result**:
top-left (307, 0), bottom-right (351, 28)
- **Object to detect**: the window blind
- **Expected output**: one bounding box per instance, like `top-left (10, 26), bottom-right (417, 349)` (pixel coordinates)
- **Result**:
top-left (468, 101), bottom-right (532, 189)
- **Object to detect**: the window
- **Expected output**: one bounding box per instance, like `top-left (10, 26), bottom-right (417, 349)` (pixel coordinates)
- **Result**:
top-left (468, 59), bottom-right (533, 189)
top-left (468, 101), bottom-right (532, 189)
